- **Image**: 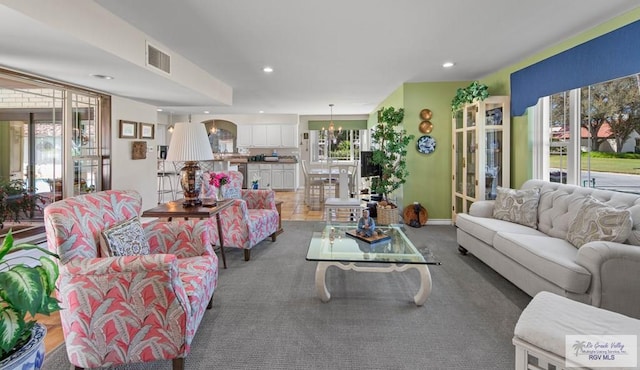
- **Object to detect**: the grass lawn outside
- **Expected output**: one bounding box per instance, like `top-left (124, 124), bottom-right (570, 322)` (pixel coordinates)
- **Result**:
top-left (550, 155), bottom-right (640, 174)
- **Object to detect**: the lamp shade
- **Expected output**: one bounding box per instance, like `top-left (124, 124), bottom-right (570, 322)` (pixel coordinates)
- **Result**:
top-left (166, 122), bottom-right (214, 162)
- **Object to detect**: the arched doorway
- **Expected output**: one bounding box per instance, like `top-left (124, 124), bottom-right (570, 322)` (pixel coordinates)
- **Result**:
top-left (202, 119), bottom-right (237, 153)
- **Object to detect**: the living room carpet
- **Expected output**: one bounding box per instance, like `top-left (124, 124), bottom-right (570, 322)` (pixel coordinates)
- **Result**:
top-left (43, 221), bottom-right (531, 369)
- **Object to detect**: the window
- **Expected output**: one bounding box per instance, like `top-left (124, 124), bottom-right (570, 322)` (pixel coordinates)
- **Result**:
top-left (310, 129), bottom-right (364, 162)
top-left (535, 73), bottom-right (640, 194)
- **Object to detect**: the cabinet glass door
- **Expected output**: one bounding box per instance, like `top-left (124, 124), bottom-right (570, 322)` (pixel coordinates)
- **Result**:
top-left (454, 109), bottom-right (463, 129)
top-left (485, 130), bottom-right (502, 200)
top-left (485, 103), bottom-right (504, 127)
top-left (466, 105), bottom-right (478, 128)
top-left (466, 130), bottom-right (476, 198)
top-left (455, 132), bottom-right (464, 194)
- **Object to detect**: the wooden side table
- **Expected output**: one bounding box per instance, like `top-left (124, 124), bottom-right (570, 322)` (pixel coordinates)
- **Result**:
top-left (142, 198), bottom-right (234, 269)
top-left (275, 200), bottom-right (284, 236)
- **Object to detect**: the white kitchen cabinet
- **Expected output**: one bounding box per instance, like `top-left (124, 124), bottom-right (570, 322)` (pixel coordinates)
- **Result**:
top-left (258, 164), bottom-right (272, 189)
top-left (238, 124), bottom-right (299, 148)
top-left (271, 164), bottom-right (284, 189)
top-left (251, 125), bottom-right (268, 147)
top-left (283, 164), bottom-right (296, 189)
top-left (280, 124), bottom-right (298, 148)
top-left (246, 162), bottom-right (297, 190)
top-left (236, 125), bottom-right (252, 147)
top-left (265, 124), bottom-right (282, 147)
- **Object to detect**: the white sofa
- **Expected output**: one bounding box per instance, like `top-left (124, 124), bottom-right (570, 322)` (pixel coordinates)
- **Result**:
top-left (456, 179), bottom-right (640, 319)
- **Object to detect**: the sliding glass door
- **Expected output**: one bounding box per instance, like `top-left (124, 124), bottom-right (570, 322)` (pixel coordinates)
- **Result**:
top-left (0, 71), bottom-right (109, 207)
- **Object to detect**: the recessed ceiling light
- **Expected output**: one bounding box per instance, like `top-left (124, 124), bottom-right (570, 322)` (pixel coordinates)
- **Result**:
top-left (442, 62), bottom-right (455, 68)
top-left (203, 110), bottom-right (210, 114)
top-left (263, 66), bottom-right (274, 73)
top-left (90, 74), bottom-right (114, 80)
top-left (157, 108), bottom-right (163, 112)
top-left (259, 110), bottom-right (264, 114)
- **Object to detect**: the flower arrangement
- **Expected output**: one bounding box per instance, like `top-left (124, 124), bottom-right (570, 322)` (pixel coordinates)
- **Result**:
top-left (208, 172), bottom-right (230, 188)
top-left (251, 173), bottom-right (260, 189)
top-left (208, 172), bottom-right (230, 200)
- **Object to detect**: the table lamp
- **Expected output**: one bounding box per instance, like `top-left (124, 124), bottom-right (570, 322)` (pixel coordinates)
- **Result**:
top-left (166, 121), bottom-right (213, 207)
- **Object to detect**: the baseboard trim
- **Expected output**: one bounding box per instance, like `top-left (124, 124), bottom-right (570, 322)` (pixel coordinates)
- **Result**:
top-left (425, 219), bottom-right (453, 225)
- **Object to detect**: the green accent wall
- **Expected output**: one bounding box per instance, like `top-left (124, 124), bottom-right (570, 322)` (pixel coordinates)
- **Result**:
top-left (372, 7), bottom-right (640, 220)
top-left (368, 82), bottom-right (468, 219)
top-left (402, 82), bottom-right (469, 220)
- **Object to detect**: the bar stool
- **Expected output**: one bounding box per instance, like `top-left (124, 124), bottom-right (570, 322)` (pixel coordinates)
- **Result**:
top-left (157, 160), bottom-right (174, 203)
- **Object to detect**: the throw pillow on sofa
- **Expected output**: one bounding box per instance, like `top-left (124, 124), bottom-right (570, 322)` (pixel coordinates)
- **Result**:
top-left (100, 217), bottom-right (150, 256)
top-left (566, 196), bottom-right (633, 248)
top-left (492, 186), bottom-right (540, 229)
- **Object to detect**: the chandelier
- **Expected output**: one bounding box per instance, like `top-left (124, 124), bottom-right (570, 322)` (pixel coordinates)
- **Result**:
top-left (323, 103), bottom-right (342, 142)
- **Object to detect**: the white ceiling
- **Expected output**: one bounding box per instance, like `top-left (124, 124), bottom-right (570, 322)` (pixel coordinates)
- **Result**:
top-left (1, 1), bottom-right (638, 115)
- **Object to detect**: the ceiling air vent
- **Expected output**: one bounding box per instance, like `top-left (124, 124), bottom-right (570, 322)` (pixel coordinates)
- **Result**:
top-left (146, 42), bottom-right (171, 74)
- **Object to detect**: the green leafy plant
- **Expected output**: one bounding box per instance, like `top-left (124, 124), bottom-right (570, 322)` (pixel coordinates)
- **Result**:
top-left (451, 81), bottom-right (490, 112)
top-left (370, 107), bottom-right (415, 204)
top-left (0, 230), bottom-right (60, 360)
top-left (0, 179), bottom-right (45, 230)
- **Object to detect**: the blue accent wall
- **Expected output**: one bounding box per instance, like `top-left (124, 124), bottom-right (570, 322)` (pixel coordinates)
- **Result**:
top-left (511, 19), bottom-right (640, 116)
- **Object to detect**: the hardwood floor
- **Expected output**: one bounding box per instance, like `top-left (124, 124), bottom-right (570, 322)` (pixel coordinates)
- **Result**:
top-left (39, 189), bottom-right (322, 355)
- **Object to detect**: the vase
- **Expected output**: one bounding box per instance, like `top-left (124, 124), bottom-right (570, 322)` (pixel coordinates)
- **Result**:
top-left (252, 182), bottom-right (258, 190)
top-left (217, 186), bottom-right (224, 200)
top-left (0, 323), bottom-right (47, 370)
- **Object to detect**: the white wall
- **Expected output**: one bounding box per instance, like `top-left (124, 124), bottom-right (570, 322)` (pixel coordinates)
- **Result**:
top-left (111, 96), bottom-right (158, 211)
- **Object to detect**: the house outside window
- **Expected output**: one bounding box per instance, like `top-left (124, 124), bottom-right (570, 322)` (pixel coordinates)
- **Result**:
top-left (535, 73), bottom-right (640, 194)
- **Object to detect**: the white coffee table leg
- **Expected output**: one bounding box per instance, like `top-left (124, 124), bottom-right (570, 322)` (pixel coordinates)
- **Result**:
top-left (412, 264), bottom-right (432, 306)
top-left (315, 262), bottom-right (332, 302)
top-left (315, 262), bottom-right (432, 306)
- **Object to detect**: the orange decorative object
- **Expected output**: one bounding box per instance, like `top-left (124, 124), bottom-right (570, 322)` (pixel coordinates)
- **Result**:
top-left (403, 204), bottom-right (428, 226)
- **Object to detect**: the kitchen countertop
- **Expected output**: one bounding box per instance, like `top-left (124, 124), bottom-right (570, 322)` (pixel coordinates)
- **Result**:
top-left (246, 158), bottom-right (298, 164)
top-left (209, 154), bottom-right (298, 164)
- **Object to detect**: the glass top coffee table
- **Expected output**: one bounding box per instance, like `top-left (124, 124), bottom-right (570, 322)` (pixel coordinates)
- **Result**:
top-left (306, 224), bottom-right (440, 306)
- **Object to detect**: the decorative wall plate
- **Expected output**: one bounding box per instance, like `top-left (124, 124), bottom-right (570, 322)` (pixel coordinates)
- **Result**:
top-left (419, 120), bottom-right (433, 134)
top-left (417, 135), bottom-right (436, 154)
top-left (419, 109), bottom-right (432, 120)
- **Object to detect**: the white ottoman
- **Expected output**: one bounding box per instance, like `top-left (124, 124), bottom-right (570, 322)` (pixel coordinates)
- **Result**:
top-left (513, 291), bottom-right (640, 370)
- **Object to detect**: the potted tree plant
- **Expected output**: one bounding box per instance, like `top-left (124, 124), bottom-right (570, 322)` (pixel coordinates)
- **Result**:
top-left (371, 106), bottom-right (414, 224)
top-left (0, 230), bottom-right (60, 370)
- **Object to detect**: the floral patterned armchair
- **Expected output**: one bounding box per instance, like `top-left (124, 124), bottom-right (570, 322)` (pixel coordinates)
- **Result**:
top-left (202, 170), bottom-right (279, 261)
top-left (43, 190), bottom-right (218, 370)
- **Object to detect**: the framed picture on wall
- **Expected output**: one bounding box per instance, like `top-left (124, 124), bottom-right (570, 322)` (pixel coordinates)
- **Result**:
top-left (119, 120), bottom-right (138, 139)
top-left (132, 141), bottom-right (147, 159)
top-left (139, 122), bottom-right (155, 139)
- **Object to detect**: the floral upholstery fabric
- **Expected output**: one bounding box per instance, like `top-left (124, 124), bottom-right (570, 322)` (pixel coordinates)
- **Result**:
top-left (44, 190), bottom-right (218, 369)
top-left (202, 171), bottom-right (279, 251)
